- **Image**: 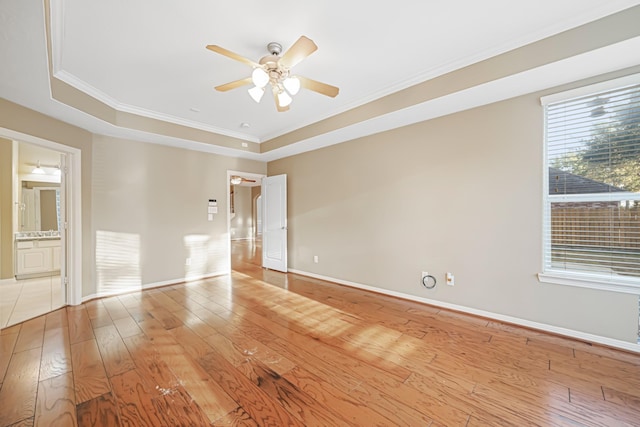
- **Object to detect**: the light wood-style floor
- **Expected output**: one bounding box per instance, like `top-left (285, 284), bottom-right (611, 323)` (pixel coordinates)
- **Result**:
top-left (1, 239), bottom-right (640, 426)
top-left (0, 275), bottom-right (64, 329)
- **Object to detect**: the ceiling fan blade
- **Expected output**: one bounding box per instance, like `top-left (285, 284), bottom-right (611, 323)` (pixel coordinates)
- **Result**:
top-left (206, 45), bottom-right (260, 68)
top-left (215, 77), bottom-right (253, 92)
top-left (242, 178), bottom-right (257, 183)
top-left (298, 76), bottom-right (339, 98)
top-left (279, 36), bottom-right (318, 69)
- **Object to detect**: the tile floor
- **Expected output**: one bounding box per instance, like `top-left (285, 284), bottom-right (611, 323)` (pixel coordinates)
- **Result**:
top-left (0, 275), bottom-right (64, 329)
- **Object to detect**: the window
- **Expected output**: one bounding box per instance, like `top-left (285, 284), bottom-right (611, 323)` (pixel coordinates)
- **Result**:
top-left (540, 75), bottom-right (640, 294)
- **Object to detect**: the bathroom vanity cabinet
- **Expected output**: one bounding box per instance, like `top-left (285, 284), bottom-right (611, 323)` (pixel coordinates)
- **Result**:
top-left (15, 238), bottom-right (61, 279)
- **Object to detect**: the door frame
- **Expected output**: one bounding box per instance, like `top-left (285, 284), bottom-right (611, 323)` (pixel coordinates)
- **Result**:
top-left (226, 170), bottom-right (266, 272)
top-left (1, 127), bottom-right (82, 306)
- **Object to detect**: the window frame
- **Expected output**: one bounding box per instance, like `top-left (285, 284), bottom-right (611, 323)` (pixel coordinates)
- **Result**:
top-left (539, 73), bottom-right (640, 295)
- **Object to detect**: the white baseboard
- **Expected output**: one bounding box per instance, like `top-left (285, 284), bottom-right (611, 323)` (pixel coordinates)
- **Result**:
top-left (81, 270), bottom-right (229, 302)
top-left (288, 269), bottom-right (640, 354)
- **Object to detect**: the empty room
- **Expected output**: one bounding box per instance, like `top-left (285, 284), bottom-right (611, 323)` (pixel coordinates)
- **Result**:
top-left (1, 1), bottom-right (640, 425)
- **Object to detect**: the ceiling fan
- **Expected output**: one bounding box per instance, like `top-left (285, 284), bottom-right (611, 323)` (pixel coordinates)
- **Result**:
top-left (230, 175), bottom-right (256, 185)
top-left (206, 36), bottom-right (339, 112)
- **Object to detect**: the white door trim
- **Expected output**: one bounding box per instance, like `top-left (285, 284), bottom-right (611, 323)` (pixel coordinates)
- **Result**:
top-left (226, 170), bottom-right (266, 272)
top-left (1, 127), bottom-right (82, 305)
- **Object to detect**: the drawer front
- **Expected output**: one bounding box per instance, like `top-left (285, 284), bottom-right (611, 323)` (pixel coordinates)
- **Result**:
top-left (16, 241), bottom-right (35, 249)
top-left (39, 239), bottom-right (61, 248)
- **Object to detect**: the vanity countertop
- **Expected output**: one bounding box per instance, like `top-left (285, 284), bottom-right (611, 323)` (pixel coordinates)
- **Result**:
top-left (15, 232), bottom-right (61, 241)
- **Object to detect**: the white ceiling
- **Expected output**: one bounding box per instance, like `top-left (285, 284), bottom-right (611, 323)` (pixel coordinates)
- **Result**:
top-left (2, 0), bottom-right (640, 161)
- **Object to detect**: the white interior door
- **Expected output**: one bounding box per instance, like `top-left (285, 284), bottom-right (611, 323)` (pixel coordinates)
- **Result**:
top-left (262, 174), bottom-right (287, 272)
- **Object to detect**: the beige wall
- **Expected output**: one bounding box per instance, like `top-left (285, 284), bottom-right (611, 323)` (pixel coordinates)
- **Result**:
top-left (0, 98), bottom-right (267, 298)
top-left (268, 68), bottom-right (640, 343)
top-left (91, 135), bottom-right (265, 294)
top-left (0, 138), bottom-right (13, 279)
top-left (230, 185), bottom-right (253, 240)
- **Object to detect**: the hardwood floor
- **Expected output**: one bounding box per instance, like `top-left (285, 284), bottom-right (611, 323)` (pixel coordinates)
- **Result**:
top-left (1, 239), bottom-right (639, 426)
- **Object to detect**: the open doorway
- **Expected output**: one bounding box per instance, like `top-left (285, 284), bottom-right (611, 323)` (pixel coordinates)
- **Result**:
top-left (227, 171), bottom-right (265, 273)
top-left (0, 130), bottom-right (81, 329)
top-left (1, 141), bottom-right (65, 327)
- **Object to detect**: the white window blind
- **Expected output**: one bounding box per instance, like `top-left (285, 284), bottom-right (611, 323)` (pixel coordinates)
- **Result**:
top-left (542, 77), bottom-right (640, 293)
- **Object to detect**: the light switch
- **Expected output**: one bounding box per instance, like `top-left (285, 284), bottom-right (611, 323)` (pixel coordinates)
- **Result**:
top-left (208, 198), bottom-right (217, 220)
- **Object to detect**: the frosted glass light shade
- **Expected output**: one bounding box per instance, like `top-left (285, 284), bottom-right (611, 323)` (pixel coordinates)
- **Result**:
top-left (277, 91), bottom-right (292, 107)
top-left (283, 76), bottom-right (300, 95)
top-left (248, 86), bottom-right (265, 103)
top-left (251, 68), bottom-right (269, 88)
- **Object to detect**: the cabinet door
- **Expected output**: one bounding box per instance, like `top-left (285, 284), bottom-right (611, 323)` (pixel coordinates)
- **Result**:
top-left (16, 247), bottom-right (53, 275)
top-left (52, 246), bottom-right (61, 271)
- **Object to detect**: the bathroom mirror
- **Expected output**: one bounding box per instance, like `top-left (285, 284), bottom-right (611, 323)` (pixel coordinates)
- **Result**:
top-left (20, 182), bottom-right (60, 232)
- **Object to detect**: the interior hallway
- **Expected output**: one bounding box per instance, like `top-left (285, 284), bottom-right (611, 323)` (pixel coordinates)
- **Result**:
top-left (231, 238), bottom-right (261, 270)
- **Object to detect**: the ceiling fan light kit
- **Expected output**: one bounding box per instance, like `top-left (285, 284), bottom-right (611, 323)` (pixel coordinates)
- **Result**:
top-left (207, 36), bottom-right (339, 112)
top-left (251, 68), bottom-right (269, 88)
top-left (283, 76), bottom-right (300, 95)
top-left (248, 86), bottom-right (265, 103)
top-left (230, 175), bottom-right (257, 185)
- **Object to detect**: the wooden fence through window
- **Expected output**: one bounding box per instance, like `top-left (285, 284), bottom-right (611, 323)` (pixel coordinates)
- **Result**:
top-left (551, 203), bottom-right (640, 250)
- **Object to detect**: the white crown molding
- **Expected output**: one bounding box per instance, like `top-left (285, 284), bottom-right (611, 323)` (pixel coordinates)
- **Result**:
top-left (53, 70), bottom-right (260, 143)
top-left (52, 70), bottom-right (120, 108)
top-left (540, 72), bottom-right (640, 105)
top-left (260, 3), bottom-right (640, 142)
top-left (49, 0), bottom-right (259, 143)
top-left (115, 102), bottom-right (260, 143)
top-left (262, 36), bottom-right (640, 162)
top-left (49, 0), bottom-right (65, 76)
top-left (47, 34), bottom-right (640, 164)
top-left (94, 125), bottom-right (264, 161)
top-left (45, 0), bottom-right (640, 163)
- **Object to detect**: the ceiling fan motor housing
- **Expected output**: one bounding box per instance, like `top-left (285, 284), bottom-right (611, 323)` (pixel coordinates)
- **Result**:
top-left (267, 42), bottom-right (282, 56)
top-left (259, 44), bottom-right (289, 84)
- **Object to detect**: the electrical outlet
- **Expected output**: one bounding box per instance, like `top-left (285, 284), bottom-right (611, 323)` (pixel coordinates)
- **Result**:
top-left (185, 258), bottom-right (191, 266)
top-left (446, 272), bottom-right (454, 286)
top-left (313, 255), bottom-right (319, 263)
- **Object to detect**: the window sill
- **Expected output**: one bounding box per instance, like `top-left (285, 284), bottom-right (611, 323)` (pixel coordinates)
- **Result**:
top-left (538, 272), bottom-right (640, 295)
